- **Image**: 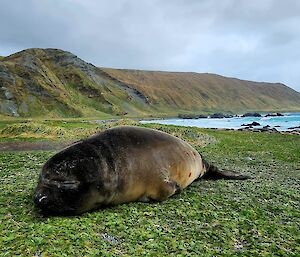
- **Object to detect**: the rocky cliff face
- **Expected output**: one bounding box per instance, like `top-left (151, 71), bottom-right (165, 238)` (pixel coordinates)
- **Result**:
top-left (0, 48), bottom-right (300, 118)
top-left (0, 48), bottom-right (152, 118)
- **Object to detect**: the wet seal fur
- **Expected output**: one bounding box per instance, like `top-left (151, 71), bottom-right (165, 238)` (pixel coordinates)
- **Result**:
top-left (34, 126), bottom-right (251, 215)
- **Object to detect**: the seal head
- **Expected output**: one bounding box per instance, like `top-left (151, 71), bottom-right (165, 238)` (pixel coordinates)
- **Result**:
top-left (34, 141), bottom-right (101, 214)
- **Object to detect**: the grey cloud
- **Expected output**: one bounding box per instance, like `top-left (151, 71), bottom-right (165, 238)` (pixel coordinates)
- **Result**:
top-left (0, 0), bottom-right (299, 91)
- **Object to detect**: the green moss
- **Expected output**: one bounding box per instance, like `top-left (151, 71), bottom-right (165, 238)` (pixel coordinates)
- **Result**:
top-left (0, 121), bottom-right (299, 256)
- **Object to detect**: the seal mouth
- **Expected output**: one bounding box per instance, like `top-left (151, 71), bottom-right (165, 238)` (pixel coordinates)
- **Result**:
top-left (34, 189), bottom-right (80, 215)
top-left (34, 179), bottom-right (85, 215)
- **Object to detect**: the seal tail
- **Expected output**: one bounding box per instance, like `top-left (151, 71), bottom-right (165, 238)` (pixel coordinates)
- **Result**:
top-left (201, 159), bottom-right (252, 180)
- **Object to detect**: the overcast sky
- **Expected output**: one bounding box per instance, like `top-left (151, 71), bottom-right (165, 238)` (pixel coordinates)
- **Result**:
top-left (1, 0), bottom-right (300, 92)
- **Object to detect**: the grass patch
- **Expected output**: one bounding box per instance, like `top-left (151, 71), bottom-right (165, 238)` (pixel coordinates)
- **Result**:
top-left (0, 120), bottom-right (214, 146)
top-left (0, 122), bottom-right (299, 256)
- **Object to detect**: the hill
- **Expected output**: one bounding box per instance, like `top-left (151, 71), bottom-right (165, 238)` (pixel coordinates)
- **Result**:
top-left (103, 68), bottom-right (300, 114)
top-left (0, 48), bottom-right (300, 118)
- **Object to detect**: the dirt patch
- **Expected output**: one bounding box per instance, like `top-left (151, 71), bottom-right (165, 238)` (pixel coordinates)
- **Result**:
top-left (0, 140), bottom-right (75, 151)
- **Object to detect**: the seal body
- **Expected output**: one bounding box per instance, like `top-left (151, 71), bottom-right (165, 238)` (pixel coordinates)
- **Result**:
top-left (34, 126), bottom-right (250, 215)
top-left (34, 126), bottom-right (207, 214)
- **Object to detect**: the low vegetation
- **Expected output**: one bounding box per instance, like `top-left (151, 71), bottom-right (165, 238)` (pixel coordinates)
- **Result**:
top-left (0, 120), bottom-right (299, 256)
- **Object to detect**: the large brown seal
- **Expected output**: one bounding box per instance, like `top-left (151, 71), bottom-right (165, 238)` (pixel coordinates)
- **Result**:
top-left (34, 126), bottom-right (250, 215)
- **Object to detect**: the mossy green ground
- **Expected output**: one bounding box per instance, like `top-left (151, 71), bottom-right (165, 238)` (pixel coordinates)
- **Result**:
top-left (0, 120), bottom-right (299, 256)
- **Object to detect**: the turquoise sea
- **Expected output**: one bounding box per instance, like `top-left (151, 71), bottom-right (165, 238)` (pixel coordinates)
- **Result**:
top-left (141, 112), bottom-right (300, 131)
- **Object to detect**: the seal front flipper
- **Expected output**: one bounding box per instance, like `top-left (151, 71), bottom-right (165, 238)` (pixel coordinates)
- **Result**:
top-left (202, 160), bottom-right (253, 180)
top-left (150, 179), bottom-right (182, 201)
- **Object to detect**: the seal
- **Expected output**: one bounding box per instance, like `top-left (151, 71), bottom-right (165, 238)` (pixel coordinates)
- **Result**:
top-left (34, 126), bottom-right (250, 215)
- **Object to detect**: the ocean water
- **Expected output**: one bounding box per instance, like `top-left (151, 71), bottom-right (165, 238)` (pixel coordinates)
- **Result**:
top-left (141, 112), bottom-right (300, 131)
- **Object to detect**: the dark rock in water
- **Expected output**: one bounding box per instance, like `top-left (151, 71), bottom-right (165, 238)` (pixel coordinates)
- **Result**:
top-left (265, 112), bottom-right (284, 117)
top-left (288, 126), bottom-right (300, 130)
top-left (178, 114), bottom-right (208, 119)
top-left (210, 113), bottom-right (233, 118)
top-left (237, 125), bottom-right (281, 133)
top-left (274, 125), bottom-right (281, 127)
top-left (260, 126), bottom-right (270, 131)
top-left (260, 126), bottom-right (278, 133)
top-left (270, 127), bottom-right (278, 132)
top-left (210, 113), bottom-right (223, 118)
top-left (178, 114), bottom-right (194, 119)
top-left (241, 112), bottom-right (262, 117)
top-left (260, 128), bottom-right (268, 132)
top-left (241, 121), bottom-right (261, 127)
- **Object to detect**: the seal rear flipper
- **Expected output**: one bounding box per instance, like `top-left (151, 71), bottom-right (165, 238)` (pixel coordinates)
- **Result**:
top-left (204, 168), bottom-right (252, 180)
top-left (202, 161), bottom-right (253, 180)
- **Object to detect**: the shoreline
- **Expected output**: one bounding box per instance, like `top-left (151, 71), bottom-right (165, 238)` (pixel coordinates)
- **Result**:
top-left (139, 112), bottom-right (300, 133)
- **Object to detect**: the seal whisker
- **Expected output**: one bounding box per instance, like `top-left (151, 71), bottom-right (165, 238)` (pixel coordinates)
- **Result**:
top-left (39, 196), bottom-right (47, 203)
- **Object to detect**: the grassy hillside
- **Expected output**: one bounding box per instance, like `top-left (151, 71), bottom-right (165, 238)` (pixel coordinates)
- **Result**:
top-left (0, 121), bottom-right (299, 256)
top-left (103, 68), bottom-right (300, 113)
top-left (0, 49), bottom-right (154, 118)
top-left (1, 48), bottom-right (300, 118)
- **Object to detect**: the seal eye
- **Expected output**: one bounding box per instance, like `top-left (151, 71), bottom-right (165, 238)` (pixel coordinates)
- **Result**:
top-left (56, 180), bottom-right (80, 190)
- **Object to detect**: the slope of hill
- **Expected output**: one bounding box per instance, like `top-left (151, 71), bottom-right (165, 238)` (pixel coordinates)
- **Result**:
top-left (0, 48), bottom-right (299, 118)
top-left (0, 48), bottom-right (153, 118)
top-left (103, 68), bottom-right (300, 114)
